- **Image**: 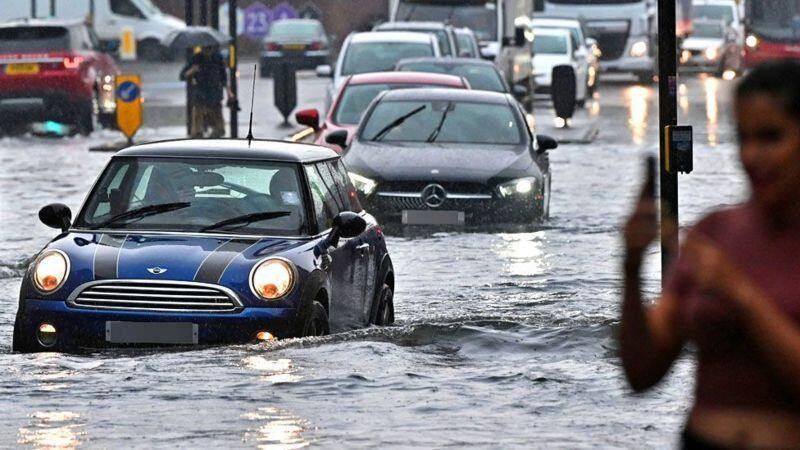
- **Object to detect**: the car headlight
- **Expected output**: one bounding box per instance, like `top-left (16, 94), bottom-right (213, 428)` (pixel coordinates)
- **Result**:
top-left (704, 46), bottom-right (719, 61)
top-left (33, 250), bottom-right (69, 293)
top-left (745, 34), bottom-right (759, 49)
top-left (497, 177), bottom-right (537, 197)
top-left (630, 40), bottom-right (648, 58)
top-left (348, 172), bottom-right (376, 195)
top-left (250, 258), bottom-right (295, 300)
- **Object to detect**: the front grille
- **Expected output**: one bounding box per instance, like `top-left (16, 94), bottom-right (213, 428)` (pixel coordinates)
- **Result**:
top-left (69, 280), bottom-right (240, 313)
top-left (379, 181), bottom-right (490, 195)
top-left (587, 21), bottom-right (631, 61)
top-left (374, 194), bottom-right (492, 211)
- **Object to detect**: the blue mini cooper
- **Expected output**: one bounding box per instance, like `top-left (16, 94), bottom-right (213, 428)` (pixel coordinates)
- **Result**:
top-left (13, 139), bottom-right (395, 352)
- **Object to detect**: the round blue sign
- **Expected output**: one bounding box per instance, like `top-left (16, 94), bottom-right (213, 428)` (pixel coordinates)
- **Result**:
top-left (116, 81), bottom-right (140, 103)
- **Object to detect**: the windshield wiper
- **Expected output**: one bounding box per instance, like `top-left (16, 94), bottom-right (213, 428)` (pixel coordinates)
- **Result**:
top-left (426, 103), bottom-right (453, 143)
top-left (90, 202), bottom-right (191, 229)
top-left (370, 105), bottom-right (426, 141)
top-left (200, 211), bottom-right (291, 233)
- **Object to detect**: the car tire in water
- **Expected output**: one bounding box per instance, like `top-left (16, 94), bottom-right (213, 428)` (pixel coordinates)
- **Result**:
top-left (75, 100), bottom-right (95, 136)
top-left (374, 283), bottom-right (394, 326)
top-left (260, 65), bottom-right (272, 78)
top-left (12, 318), bottom-right (35, 353)
top-left (301, 300), bottom-right (330, 337)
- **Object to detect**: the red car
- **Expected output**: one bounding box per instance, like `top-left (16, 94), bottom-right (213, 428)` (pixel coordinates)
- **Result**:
top-left (0, 19), bottom-right (119, 135)
top-left (295, 71), bottom-right (470, 152)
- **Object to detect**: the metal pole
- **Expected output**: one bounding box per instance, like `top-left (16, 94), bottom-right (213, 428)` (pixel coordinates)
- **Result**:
top-left (658, 0), bottom-right (679, 280)
top-left (185, 0), bottom-right (195, 136)
top-left (199, 0), bottom-right (208, 26)
top-left (210, 0), bottom-right (220, 30)
top-left (50, 0), bottom-right (55, 16)
top-left (31, 0), bottom-right (36, 18)
top-left (228, 0), bottom-right (239, 138)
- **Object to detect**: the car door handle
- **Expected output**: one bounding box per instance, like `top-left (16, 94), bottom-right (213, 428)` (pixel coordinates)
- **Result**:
top-left (355, 243), bottom-right (370, 257)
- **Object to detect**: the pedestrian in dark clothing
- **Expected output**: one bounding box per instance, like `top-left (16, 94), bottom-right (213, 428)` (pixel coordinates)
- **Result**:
top-left (620, 60), bottom-right (800, 449)
top-left (180, 45), bottom-right (234, 138)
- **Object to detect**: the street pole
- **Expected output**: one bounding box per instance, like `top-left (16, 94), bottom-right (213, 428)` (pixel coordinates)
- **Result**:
top-left (31, 0), bottom-right (36, 18)
top-left (200, 0), bottom-right (208, 26)
top-left (210, 0), bottom-right (220, 30)
top-left (50, 0), bottom-right (55, 17)
top-left (185, 0), bottom-right (195, 136)
top-left (228, 0), bottom-right (239, 138)
top-left (658, 0), bottom-right (679, 281)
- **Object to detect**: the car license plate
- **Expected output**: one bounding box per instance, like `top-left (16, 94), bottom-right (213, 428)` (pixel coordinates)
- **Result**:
top-left (282, 44), bottom-right (306, 51)
top-left (402, 210), bottom-right (465, 226)
top-left (5, 63), bottom-right (39, 75)
top-left (106, 321), bottom-right (198, 344)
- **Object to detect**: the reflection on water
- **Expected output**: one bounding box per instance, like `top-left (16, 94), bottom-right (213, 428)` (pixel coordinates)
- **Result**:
top-left (679, 83), bottom-right (690, 115)
top-left (625, 86), bottom-right (651, 145)
top-left (242, 407), bottom-right (310, 449)
top-left (494, 232), bottom-right (547, 277)
top-left (704, 76), bottom-right (720, 146)
top-left (244, 356), bottom-right (301, 384)
top-left (17, 411), bottom-right (84, 449)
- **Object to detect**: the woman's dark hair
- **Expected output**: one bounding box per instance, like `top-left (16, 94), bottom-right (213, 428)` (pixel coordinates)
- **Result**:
top-left (736, 60), bottom-right (800, 119)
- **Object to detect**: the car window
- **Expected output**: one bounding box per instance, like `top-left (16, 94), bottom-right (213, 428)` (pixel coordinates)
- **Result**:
top-left (341, 42), bottom-right (435, 75)
top-left (111, 0), bottom-right (145, 18)
top-left (328, 159), bottom-right (362, 212)
top-left (398, 62), bottom-right (505, 92)
top-left (335, 83), bottom-right (460, 124)
top-left (304, 164), bottom-right (341, 231)
top-left (77, 158), bottom-right (307, 235)
top-left (455, 32), bottom-right (476, 57)
top-left (269, 21), bottom-right (320, 39)
top-left (362, 100), bottom-right (525, 144)
top-left (0, 27), bottom-right (70, 52)
top-left (693, 4), bottom-right (734, 25)
top-left (534, 34), bottom-right (568, 54)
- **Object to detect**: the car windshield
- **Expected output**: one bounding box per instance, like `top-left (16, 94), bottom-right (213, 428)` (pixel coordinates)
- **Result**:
top-left (385, 28), bottom-right (451, 55)
top-left (75, 158), bottom-right (308, 235)
top-left (535, 24), bottom-right (582, 48)
top-left (534, 34), bottom-right (568, 54)
top-left (396, 4), bottom-right (498, 41)
top-left (334, 83), bottom-right (459, 124)
top-left (693, 4), bottom-right (734, 24)
top-left (341, 42), bottom-right (434, 75)
top-left (0, 27), bottom-right (70, 53)
top-left (269, 21), bottom-right (320, 39)
top-left (398, 62), bottom-right (506, 92)
top-left (361, 100), bottom-right (524, 144)
top-left (692, 23), bottom-right (724, 38)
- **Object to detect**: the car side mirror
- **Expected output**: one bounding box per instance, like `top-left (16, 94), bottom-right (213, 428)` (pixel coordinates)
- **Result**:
top-left (316, 64), bottom-right (333, 78)
top-left (39, 203), bottom-right (72, 232)
top-left (333, 211), bottom-right (367, 238)
top-left (514, 26), bottom-right (527, 46)
top-left (536, 134), bottom-right (558, 153)
top-left (325, 129), bottom-right (349, 150)
top-left (513, 84), bottom-right (529, 97)
top-left (295, 108), bottom-right (320, 130)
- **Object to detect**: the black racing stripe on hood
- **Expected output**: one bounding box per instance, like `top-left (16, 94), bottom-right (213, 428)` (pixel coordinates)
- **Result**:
top-left (94, 234), bottom-right (127, 280)
top-left (193, 239), bottom-right (255, 284)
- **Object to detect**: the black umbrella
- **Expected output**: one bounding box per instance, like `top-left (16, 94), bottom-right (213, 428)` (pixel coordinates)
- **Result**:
top-left (162, 26), bottom-right (232, 54)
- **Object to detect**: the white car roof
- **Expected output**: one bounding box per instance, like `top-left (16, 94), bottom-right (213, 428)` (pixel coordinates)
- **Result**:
top-left (532, 18), bottom-right (581, 28)
top-left (692, 0), bottom-right (736, 6)
top-left (349, 31), bottom-right (437, 44)
top-left (376, 21), bottom-right (449, 31)
top-left (533, 27), bottom-right (571, 38)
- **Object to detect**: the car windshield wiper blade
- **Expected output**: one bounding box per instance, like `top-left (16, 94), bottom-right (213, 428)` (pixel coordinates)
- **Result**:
top-left (90, 202), bottom-right (191, 229)
top-left (369, 105), bottom-right (426, 141)
top-left (200, 211), bottom-right (291, 233)
top-left (426, 103), bottom-right (453, 143)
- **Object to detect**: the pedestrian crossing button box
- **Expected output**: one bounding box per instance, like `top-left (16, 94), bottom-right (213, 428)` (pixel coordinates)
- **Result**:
top-left (667, 125), bottom-right (693, 174)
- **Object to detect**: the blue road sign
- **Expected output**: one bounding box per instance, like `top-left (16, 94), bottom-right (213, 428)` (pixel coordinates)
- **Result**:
top-left (116, 81), bottom-right (140, 103)
top-left (244, 2), bottom-right (272, 40)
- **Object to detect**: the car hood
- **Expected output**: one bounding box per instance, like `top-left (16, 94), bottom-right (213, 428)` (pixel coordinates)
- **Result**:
top-left (343, 141), bottom-right (536, 184)
top-left (39, 232), bottom-right (307, 298)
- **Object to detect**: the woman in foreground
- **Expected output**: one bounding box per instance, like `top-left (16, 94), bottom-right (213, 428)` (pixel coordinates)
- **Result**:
top-left (621, 61), bottom-right (800, 449)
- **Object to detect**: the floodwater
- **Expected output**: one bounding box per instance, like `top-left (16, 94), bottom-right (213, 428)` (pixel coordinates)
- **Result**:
top-left (0, 74), bottom-right (745, 448)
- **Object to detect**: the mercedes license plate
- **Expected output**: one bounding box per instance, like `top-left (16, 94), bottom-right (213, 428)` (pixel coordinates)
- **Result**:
top-left (106, 321), bottom-right (198, 344)
top-left (402, 210), bottom-right (465, 225)
top-left (5, 63), bottom-right (39, 75)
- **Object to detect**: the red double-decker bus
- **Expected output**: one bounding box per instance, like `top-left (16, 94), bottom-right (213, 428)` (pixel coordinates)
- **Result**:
top-left (744, 0), bottom-right (800, 66)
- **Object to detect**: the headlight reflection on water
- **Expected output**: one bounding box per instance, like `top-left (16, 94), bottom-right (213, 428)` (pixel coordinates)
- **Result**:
top-left (17, 411), bottom-right (84, 449)
top-left (625, 86), bottom-right (651, 146)
top-left (494, 232), bottom-right (547, 278)
top-left (242, 407), bottom-right (310, 449)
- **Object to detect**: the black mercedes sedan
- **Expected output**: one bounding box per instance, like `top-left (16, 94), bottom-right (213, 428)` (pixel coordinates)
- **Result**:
top-left (337, 89), bottom-right (557, 226)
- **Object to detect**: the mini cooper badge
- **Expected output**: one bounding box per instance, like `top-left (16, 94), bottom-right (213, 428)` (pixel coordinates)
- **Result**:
top-left (147, 267), bottom-right (168, 275)
top-left (422, 184), bottom-right (447, 208)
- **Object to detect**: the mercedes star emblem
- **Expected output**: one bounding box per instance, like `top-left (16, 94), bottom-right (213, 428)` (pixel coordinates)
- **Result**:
top-left (422, 184), bottom-right (447, 208)
top-left (147, 267), bottom-right (168, 275)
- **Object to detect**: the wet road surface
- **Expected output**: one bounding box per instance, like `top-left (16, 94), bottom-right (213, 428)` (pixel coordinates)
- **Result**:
top-left (0, 73), bottom-right (745, 448)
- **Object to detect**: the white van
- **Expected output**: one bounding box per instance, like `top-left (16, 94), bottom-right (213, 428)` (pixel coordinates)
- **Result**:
top-left (0, 0), bottom-right (185, 60)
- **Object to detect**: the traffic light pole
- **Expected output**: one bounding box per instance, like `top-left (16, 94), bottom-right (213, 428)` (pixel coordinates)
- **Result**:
top-left (228, 0), bottom-right (239, 138)
top-left (658, 0), bottom-right (679, 281)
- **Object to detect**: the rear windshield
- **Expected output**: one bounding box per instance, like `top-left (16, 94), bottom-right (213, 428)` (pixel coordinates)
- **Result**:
top-left (269, 21), bottom-right (321, 39)
top-left (362, 100), bottom-right (524, 144)
top-left (692, 23), bottom-right (724, 38)
top-left (334, 82), bottom-right (461, 124)
top-left (0, 27), bottom-right (70, 53)
top-left (341, 42), bottom-right (434, 75)
top-left (534, 35), bottom-right (568, 54)
top-left (693, 4), bottom-right (735, 25)
top-left (398, 62), bottom-right (506, 92)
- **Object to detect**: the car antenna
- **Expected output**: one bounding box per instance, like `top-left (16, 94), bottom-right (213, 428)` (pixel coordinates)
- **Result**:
top-left (246, 64), bottom-right (256, 147)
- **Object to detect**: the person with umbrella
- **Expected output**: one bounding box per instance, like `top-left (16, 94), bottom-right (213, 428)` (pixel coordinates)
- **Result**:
top-left (177, 32), bottom-right (235, 138)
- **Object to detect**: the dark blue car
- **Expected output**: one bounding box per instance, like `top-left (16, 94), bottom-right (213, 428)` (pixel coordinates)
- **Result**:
top-left (13, 139), bottom-right (395, 353)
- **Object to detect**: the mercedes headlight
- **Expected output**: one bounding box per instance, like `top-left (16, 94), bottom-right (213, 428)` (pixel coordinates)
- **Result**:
top-left (250, 258), bottom-right (295, 300)
top-left (630, 40), bottom-right (648, 58)
top-left (33, 250), bottom-right (69, 293)
top-left (348, 172), bottom-right (376, 195)
top-left (498, 178), bottom-right (537, 197)
top-left (704, 46), bottom-right (720, 61)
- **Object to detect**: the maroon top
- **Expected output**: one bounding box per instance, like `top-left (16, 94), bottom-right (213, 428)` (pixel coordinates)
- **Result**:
top-left (666, 203), bottom-right (800, 412)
